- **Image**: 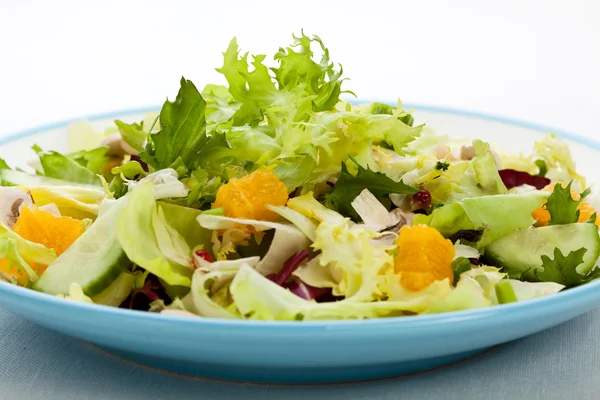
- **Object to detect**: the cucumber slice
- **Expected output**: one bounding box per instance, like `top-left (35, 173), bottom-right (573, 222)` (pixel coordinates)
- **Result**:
top-left (33, 198), bottom-right (130, 296)
top-left (91, 271), bottom-right (136, 307)
top-left (0, 169), bottom-right (100, 189)
top-left (485, 223), bottom-right (600, 280)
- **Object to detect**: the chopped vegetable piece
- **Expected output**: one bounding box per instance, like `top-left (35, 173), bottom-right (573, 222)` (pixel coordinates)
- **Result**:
top-left (494, 280), bottom-right (519, 304)
top-left (435, 161), bottom-right (450, 171)
top-left (498, 169), bottom-right (550, 190)
top-left (451, 257), bottom-right (472, 285)
top-left (412, 189), bottom-right (432, 208)
top-left (325, 159), bottom-right (418, 220)
top-left (266, 250), bottom-right (310, 286)
top-left (212, 169), bottom-right (288, 221)
top-left (13, 206), bottom-right (83, 256)
top-left (534, 247), bottom-right (600, 287)
top-left (394, 225), bottom-right (454, 291)
top-left (194, 250), bottom-right (213, 265)
top-left (532, 182), bottom-right (598, 226)
top-left (6, 30), bottom-right (600, 321)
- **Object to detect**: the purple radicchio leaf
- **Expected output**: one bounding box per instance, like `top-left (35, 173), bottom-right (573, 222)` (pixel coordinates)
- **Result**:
top-left (266, 250), bottom-right (310, 285)
top-left (129, 154), bottom-right (150, 173)
top-left (283, 278), bottom-right (331, 301)
top-left (121, 273), bottom-right (167, 311)
top-left (448, 230), bottom-right (483, 243)
top-left (498, 169), bottom-right (550, 190)
top-left (266, 250), bottom-right (339, 302)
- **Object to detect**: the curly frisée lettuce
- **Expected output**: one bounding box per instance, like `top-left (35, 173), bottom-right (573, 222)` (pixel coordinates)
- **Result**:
top-left (5, 30), bottom-right (600, 321)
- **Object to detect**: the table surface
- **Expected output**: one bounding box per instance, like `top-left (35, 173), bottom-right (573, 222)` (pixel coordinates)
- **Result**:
top-left (2, 1), bottom-right (600, 399)
top-left (2, 307), bottom-right (599, 400)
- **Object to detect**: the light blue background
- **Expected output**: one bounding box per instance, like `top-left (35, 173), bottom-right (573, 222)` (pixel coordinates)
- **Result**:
top-left (0, 306), bottom-right (597, 400)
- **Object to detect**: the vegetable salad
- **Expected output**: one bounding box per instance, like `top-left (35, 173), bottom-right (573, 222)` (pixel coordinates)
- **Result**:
top-left (1, 32), bottom-right (599, 321)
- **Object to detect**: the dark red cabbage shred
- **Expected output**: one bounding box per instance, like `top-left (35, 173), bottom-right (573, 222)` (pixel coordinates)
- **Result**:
top-left (498, 169), bottom-right (550, 190)
top-left (448, 230), bottom-right (483, 243)
top-left (266, 250), bottom-right (336, 301)
top-left (121, 273), bottom-right (167, 311)
top-left (266, 250), bottom-right (310, 285)
top-left (129, 154), bottom-right (150, 173)
top-left (284, 278), bottom-right (331, 301)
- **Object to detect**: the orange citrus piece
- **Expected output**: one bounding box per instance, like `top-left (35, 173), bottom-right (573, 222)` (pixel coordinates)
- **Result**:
top-left (394, 225), bottom-right (455, 291)
top-left (12, 206), bottom-right (83, 256)
top-left (1, 206), bottom-right (82, 284)
top-left (212, 169), bottom-right (288, 221)
top-left (0, 260), bottom-right (46, 286)
top-left (532, 183), bottom-right (599, 227)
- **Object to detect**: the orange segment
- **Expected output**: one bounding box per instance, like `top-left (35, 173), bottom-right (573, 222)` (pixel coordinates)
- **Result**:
top-left (578, 201), bottom-right (598, 225)
top-left (394, 225), bottom-right (455, 291)
top-left (1, 206), bottom-right (83, 285)
top-left (0, 260), bottom-right (46, 286)
top-left (12, 206), bottom-right (83, 255)
top-left (532, 183), bottom-right (599, 226)
top-left (212, 169), bottom-right (288, 221)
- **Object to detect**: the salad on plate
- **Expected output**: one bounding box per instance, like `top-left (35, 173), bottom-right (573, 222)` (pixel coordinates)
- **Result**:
top-left (1, 32), bottom-right (599, 321)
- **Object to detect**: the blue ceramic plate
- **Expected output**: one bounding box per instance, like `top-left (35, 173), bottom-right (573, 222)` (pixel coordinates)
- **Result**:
top-left (1, 104), bottom-right (600, 384)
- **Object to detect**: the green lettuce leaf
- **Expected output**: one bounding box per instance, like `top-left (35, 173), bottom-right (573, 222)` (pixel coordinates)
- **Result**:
top-left (114, 120), bottom-right (147, 152)
top-left (496, 279), bottom-right (564, 302)
top-left (413, 191), bottom-right (549, 248)
top-left (266, 204), bottom-right (317, 241)
top-left (180, 168), bottom-right (222, 209)
top-left (184, 257), bottom-right (261, 318)
top-left (126, 169), bottom-right (189, 200)
top-left (0, 237), bottom-right (39, 284)
top-left (325, 159), bottom-right (418, 220)
top-left (230, 265), bottom-right (457, 320)
top-left (217, 39), bottom-right (274, 125)
top-left (0, 158), bottom-right (10, 186)
top-left (67, 147), bottom-right (110, 175)
top-left (215, 31), bottom-right (350, 126)
top-left (0, 169), bottom-right (101, 190)
top-left (116, 180), bottom-right (193, 287)
top-left (228, 126), bottom-right (281, 164)
top-left (196, 33), bottom-right (421, 193)
top-left (533, 247), bottom-right (600, 287)
top-left (533, 135), bottom-right (585, 189)
top-left (159, 202), bottom-right (211, 251)
top-left (111, 161), bottom-right (147, 180)
top-left (291, 255), bottom-right (337, 290)
top-left (21, 185), bottom-right (105, 220)
top-left (202, 84), bottom-right (241, 125)
top-left (189, 267), bottom-right (240, 318)
top-left (152, 205), bottom-right (192, 268)
top-left (471, 139), bottom-right (507, 194)
top-left (425, 275), bottom-right (492, 313)
top-left (450, 265), bottom-right (565, 304)
top-left (141, 77), bottom-right (208, 171)
top-left (272, 155), bottom-right (317, 192)
top-left (544, 181), bottom-right (591, 225)
top-left (272, 31), bottom-right (350, 111)
top-left (399, 139), bottom-right (507, 204)
top-left (36, 150), bottom-right (103, 186)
